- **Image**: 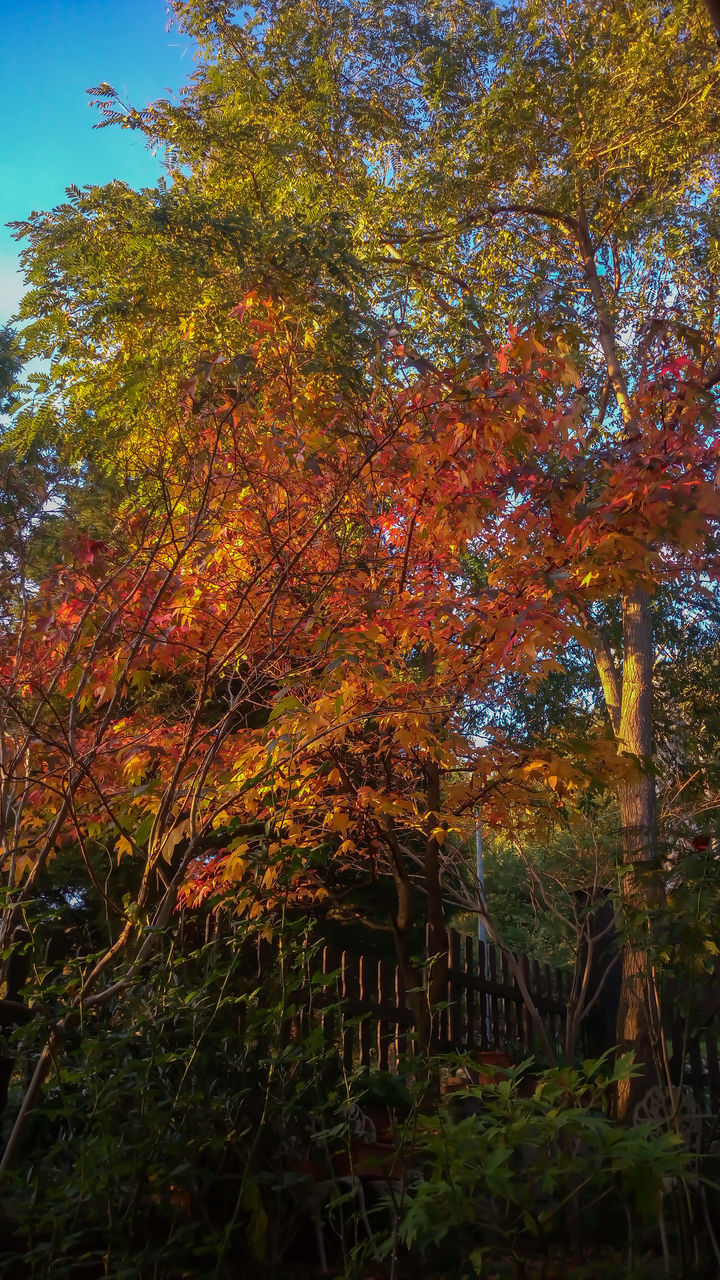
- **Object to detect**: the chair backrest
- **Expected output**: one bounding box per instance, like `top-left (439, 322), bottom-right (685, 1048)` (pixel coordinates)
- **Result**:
top-left (347, 1102), bottom-right (377, 1142)
top-left (632, 1085), bottom-right (703, 1153)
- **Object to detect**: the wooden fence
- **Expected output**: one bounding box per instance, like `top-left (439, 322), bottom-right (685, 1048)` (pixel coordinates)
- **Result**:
top-left (307, 931), bottom-right (720, 1104)
top-left (666, 1006), bottom-right (720, 1107)
top-left (308, 928), bottom-right (571, 1071)
top-left (3, 926), bottom-right (720, 1107)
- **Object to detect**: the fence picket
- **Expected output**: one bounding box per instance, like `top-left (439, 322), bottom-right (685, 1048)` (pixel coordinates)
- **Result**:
top-left (449, 929), bottom-right (463, 1047)
top-left (478, 940), bottom-right (489, 1049)
top-left (395, 963), bottom-right (410, 1063)
top-left (465, 934), bottom-right (477, 1050)
top-left (500, 951), bottom-right (513, 1045)
top-left (519, 952), bottom-right (532, 1053)
top-left (359, 952), bottom-right (374, 1066)
top-left (378, 958), bottom-right (393, 1071)
top-left (320, 944), bottom-right (339, 1045)
top-left (704, 1025), bottom-right (720, 1098)
top-left (488, 945), bottom-right (500, 1047)
top-left (341, 950), bottom-right (356, 1070)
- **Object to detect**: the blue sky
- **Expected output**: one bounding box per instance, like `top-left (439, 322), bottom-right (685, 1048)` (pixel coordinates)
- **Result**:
top-left (1, 1), bottom-right (195, 325)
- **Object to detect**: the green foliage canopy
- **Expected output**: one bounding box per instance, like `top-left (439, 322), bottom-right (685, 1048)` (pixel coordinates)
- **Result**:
top-left (7, 0), bottom-right (720, 463)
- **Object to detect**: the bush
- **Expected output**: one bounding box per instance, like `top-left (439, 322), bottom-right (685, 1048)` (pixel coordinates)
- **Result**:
top-left (0, 925), bottom-right (702, 1279)
top-left (394, 1056), bottom-right (691, 1279)
top-left (0, 920), bottom-right (356, 1277)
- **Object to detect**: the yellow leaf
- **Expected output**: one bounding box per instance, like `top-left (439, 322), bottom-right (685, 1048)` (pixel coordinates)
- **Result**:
top-left (226, 854), bottom-right (248, 879)
top-left (116, 834), bottom-right (134, 862)
top-left (364, 623), bottom-right (386, 644)
top-left (325, 810), bottom-right (352, 835)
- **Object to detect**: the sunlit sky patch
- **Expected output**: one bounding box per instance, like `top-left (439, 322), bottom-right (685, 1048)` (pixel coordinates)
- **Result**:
top-left (1, 0), bottom-right (193, 324)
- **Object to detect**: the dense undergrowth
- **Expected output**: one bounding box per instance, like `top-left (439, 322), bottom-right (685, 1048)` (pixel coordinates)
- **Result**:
top-left (1, 918), bottom-right (716, 1280)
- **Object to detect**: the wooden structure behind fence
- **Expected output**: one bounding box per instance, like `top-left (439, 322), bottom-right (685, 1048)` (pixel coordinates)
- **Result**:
top-left (308, 930), bottom-right (720, 1103)
top-left (665, 999), bottom-right (720, 1106)
top-left (311, 928), bottom-right (571, 1071)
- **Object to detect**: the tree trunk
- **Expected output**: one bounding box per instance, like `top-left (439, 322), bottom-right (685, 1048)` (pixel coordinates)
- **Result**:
top-left (424, 840), bottom-right (449, 1007)
top-left (576, 211), bottom-right (634, 428)
top-left (704, 0), bottom-right (720, 38)
top-left (577, 205), bottom-right (662, 1113)
top-left (386, 826), bottom-right (430, 1046)
top-left (615, 587), bottom-right (662, 1117)
top-left (423, 755), bottom-right (449, 1052)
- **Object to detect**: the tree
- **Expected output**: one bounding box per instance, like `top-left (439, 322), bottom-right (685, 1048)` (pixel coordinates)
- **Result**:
top-left (704, 0), bottom-right (720, 37)
top-left (5, 0), bottom-right (720, 1104)
top-left (4, 301), bottom-right (718, 1179)
top-left (475, 353), bottom-right (720, 1105)
top-left (13, 3), bottom-right (720, 450)
top-left (2, 321), bottom-right (593, 1168)
top-left (0, 327), bottom-right (21, 417)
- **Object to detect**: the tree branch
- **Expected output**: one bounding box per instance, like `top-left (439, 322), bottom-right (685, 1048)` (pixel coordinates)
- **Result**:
top-left (585, 619), bottom-right (622, 737)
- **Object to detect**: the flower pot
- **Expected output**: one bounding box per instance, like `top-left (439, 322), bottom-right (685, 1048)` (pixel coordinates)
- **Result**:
top-left (516, 1072), bottom-right (542, 1099)
top-left (440, 1073), bottom-right (471, 1096)
top-left (345, 1141), bottom-right (404, 1177)
top-left (362, 1104), bottom-right (401, 1145)
top-left (300, 1153), bottom-right (333, 1180)
top-left (471, 1049), bottom-right (513, 1085)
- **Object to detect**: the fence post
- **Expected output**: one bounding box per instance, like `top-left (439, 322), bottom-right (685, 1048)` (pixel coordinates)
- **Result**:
top-left (488, 945), bottom-right (500, 1047)
top-left (395, 963), bottom-right (410, 1063)
top-left (359, 953), bottom-right (375, 1067)
top-left (519, 952), bottom-right (533, 1053)
top-left (341, 951), bottom-right (356, 1070)
top-left (448, 929), bottom-right (463, 1048)
top-left (465, 934), bottom-right (476, 1050)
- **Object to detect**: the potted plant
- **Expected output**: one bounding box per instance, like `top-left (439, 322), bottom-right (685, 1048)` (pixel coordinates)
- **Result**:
top-left (470, 1048), bottom-right (513, 1085)
top-left (355, 1069), bottom-right (413, 1144)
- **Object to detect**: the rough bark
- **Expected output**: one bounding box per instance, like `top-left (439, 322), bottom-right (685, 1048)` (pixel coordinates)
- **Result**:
top-left (589, 622), bottom-right (622, 737)
top-left (615, 587), bottom-right (662, 1117)
top-left (385, 824), bottom-right (429, 1045)
top-left (424, 758), bottom-right (449, 1052)
top-left (704, 0), bottom-right (720, 38)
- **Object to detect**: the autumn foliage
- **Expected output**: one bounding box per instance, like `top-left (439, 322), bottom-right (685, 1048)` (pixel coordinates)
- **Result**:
top-left (1, 300), bottom-right (718, 1056)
